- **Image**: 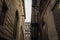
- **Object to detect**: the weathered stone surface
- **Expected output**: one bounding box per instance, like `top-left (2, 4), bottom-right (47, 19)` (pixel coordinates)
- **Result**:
top-left (0, 0), bottom-right (25, 40)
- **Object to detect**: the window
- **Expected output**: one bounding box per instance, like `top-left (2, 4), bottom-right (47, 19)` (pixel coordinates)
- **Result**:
top-left (0, 0), bottom-right (8, 25)
top-left (13, 11), bottom-right (19, 39)
top-left (32, 0), bottom-right (37, 6)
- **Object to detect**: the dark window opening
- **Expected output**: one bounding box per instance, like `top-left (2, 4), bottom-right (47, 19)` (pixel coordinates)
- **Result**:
top-left (32, 0), bottom-right (37, 6)
top-left (13, 11), bottom-right (19, 39)
top-left (0, 0), bottom-right (8, 25)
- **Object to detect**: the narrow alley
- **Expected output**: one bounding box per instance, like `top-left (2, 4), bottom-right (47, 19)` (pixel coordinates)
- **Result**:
top-left (0, 0), bottom-right (60, 40)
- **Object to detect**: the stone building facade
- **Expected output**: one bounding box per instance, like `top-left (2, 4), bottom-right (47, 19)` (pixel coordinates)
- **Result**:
top-left (31, 0), bottom-right (60, 40)
top-left (24, 22), bottom-right (31, 40)
top-left (31, 0), bottom-right (41, 40)
top-left (0, 0), bottom-right (25, 40)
